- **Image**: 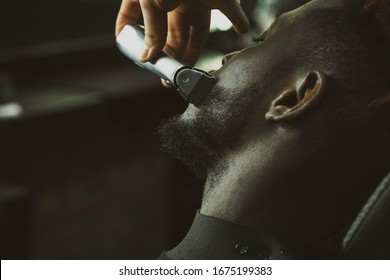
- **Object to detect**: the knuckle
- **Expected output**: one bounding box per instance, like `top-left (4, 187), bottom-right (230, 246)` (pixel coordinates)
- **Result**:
top-left (145, 33), bottom-right (166, 48)
top-left (145, 33), bottom-right (166, 42)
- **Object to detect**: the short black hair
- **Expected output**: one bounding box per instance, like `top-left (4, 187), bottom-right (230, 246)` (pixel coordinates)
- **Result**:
top-left (364, 0), bottom-right (390, 40)
top-left (296, 0), bottom-right (389, 109)
top-left (293, 0), bottom-right (390, 196)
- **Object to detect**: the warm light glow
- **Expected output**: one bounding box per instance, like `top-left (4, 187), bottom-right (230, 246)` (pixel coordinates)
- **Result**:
top-left (210, 10), bottom-right (233, 32)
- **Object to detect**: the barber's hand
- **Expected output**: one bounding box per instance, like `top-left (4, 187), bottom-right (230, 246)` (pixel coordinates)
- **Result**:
top-left (116, 0), bottom-right (249, 66)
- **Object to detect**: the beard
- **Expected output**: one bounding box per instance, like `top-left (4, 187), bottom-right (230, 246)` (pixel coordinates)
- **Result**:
top-left (155, 84), bottom-right (258, 180)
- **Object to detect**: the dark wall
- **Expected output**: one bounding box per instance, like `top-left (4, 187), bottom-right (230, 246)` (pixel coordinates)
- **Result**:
top-left (0, 0), bottom-right (119, 50)
top-left (0, 17), bottom-right (203, 259)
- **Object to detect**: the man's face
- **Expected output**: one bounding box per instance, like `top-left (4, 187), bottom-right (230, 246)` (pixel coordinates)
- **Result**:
top-left (156, 0), bottom-right (340, 178)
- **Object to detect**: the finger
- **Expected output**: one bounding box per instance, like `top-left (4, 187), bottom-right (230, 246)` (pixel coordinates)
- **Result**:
top-left (164, 11), bottom-right (191, 63)
top-left (185, 12), bottom-right (211, 65)
top-left (139, 0), bottom-right (169, 62)
top-left (116, 0), bottom-right (142, 36)
top-left (219, 0), bottom-right (249, 34)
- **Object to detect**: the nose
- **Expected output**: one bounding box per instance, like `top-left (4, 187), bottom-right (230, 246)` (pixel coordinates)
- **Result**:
top-left (222, 51), bottom-right (239, 65)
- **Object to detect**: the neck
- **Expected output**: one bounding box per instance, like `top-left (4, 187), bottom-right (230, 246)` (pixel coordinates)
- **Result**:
top-left (199, 134), bottom-right (343, 245)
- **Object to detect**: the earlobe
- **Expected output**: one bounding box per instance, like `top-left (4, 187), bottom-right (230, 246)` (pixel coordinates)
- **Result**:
top-left (265, 71), bottom-right (326, 121)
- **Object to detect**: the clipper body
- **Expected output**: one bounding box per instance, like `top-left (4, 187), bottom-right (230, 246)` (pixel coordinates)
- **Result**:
top-left (116, 25), bottom-right (216, 106)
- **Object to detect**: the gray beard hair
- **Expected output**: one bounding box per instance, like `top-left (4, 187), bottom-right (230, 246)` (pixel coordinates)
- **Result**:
top-left (155, 85), bottom-right (258, 180)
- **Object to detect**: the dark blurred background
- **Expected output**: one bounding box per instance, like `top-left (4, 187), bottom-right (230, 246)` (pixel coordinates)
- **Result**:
top-left (0, 0), bottom-right (307, 259)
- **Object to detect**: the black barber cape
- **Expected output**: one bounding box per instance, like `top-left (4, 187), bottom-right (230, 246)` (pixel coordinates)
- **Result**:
top-left (158, 211), bottom-right (333, 260)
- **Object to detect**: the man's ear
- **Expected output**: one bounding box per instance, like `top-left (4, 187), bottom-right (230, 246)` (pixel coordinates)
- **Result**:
top-left (265, 71), bottom-right (326, 121)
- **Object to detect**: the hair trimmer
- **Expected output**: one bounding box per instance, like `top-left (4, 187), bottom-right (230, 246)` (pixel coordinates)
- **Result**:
top-left (116, 24), bottom-right (217, 107)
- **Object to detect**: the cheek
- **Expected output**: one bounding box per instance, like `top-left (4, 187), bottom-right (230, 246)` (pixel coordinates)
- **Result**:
top-left (216, 47), bottom-right (272, 93)
top-left (213, 44), bottom-right (294, 121)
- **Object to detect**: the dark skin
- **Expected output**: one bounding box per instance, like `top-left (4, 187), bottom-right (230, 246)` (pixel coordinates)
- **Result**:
top-left (175, 0), bottom-right (374, 245)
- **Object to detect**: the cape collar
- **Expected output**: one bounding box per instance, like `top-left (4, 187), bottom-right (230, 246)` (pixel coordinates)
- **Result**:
top-left (160, 210), bottom-right (305, 260)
